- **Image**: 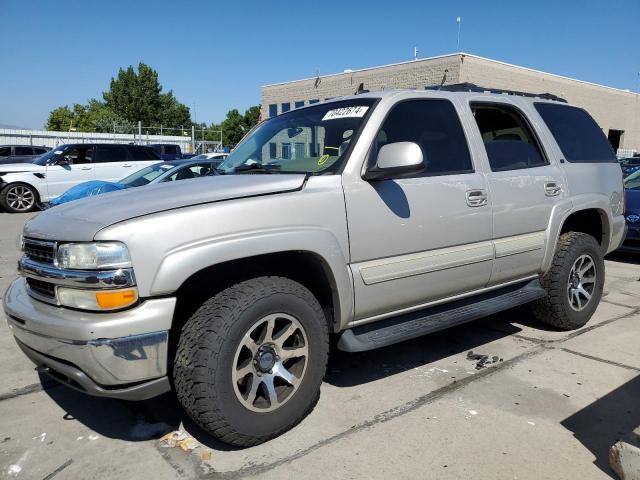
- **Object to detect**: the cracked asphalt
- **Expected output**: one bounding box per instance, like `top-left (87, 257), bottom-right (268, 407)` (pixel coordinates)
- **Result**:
top-left (1, 211), bottom-right (639, 479)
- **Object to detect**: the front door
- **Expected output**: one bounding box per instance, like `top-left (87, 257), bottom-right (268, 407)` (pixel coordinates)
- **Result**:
top-left (45, 145), bottom-right (95, 199)
top-left (469, 100), bottom-right (565, 285)
top-left (343, 98), bottom-right (494, 322)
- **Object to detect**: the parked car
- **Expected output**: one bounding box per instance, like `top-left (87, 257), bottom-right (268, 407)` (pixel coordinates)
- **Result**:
top-left (189, 152), bottom-right (229, 165)
top-left (619, 156), bottom-right (640, 177)
top-left (617, 168), bottom-right (640, 252)
top-left (49, 159), bottom-right (221, 206)
top-left (0, 143), bottom-right (160, 212)
top-left (149, 143), bottom-right (196, 160)
top-left (0, 145), bottom-right (50, 164)
top-left (5, 87), bottom-right (625, 447)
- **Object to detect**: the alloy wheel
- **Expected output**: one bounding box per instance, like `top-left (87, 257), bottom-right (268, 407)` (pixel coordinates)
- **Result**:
top-left (567, 254), bottom-right (596, 311)
top-left (6, 185), bottom-right (35, 211)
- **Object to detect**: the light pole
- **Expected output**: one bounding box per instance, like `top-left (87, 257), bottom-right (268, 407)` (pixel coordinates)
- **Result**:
top-left (456, 17), bottom-right (461, 51)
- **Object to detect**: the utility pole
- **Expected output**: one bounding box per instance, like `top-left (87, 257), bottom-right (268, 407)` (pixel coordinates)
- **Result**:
top-left (191, 125), bottom-right (195, 153)
top-left (138, 121), bottom-right (142, 145)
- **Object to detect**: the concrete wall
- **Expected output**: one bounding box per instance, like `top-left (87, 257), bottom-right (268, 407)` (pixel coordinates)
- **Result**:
top-left (261, 53), bottom-right (640, 152)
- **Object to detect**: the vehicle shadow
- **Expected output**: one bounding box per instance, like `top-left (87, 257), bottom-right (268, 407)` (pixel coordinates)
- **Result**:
top-left (606, 251), bottom-right (640, 266)
top-left (561, 374), bottom-right (640, 478)
top-left (40, 310), bottom-right (529, 450)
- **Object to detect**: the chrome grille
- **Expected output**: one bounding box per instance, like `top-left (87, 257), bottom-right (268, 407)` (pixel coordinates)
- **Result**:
top-left (26, 278), bottom-right (56, 299)
top-left (23, 238), bottom-right (56, 265)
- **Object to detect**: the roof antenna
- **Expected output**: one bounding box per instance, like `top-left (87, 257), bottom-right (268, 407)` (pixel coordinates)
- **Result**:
top-left (355, 82), bottom-right (369, 95)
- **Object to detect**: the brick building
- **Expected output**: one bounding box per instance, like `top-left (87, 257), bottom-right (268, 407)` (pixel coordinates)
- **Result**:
top-left (261, 53), bottom-right (640, 153)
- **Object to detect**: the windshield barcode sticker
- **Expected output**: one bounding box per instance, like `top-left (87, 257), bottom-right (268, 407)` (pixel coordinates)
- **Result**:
top-left (322, 106), bottom-right (369, 121)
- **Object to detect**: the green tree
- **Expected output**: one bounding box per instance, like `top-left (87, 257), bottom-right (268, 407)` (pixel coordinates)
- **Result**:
top-left (158, 91), bottom-right (192, 129)
top-left (46, 106), bottom-right (75, 131)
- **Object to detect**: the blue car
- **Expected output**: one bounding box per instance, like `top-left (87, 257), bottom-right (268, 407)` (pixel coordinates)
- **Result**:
top-left (49, 158), bottom-right (220, 207)
top-left (619, 156), bottom-right (640, 177)
top-left (618, 168), bottom-right (640, 252)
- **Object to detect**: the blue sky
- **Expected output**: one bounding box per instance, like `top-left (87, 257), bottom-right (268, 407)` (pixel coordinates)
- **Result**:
top-left (1, 0), bottom-right (638, 129)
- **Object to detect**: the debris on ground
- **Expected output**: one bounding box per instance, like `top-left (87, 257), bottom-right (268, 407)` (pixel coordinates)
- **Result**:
top-left (466, 351), bottom-right (503, 369)
top-left (159, 430), bottom-right (197, 451)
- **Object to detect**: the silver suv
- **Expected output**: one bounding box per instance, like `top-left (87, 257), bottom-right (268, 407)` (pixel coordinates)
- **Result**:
top-left (3, 87), bottom-right (626, 446)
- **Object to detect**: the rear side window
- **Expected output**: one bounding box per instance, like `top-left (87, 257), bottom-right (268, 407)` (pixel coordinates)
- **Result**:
top-left (15, 147), bottom-right (34, 155)
top-left (128, 146), bottom-right (159, 160)
top-left (534, 103), bottom-right (616, 162)
top-left (96, 146), bottom-right (128, 163)
top-left (0, 147), bottom-right (10, 156)
top-left (34, 147), bottom-right (48, 154)
top-left (471, 103), bottom-right (547, 172)
top-left (163, 145), bottom-right (178, 155)
top-left (373, 99), bottom-right (473, 176)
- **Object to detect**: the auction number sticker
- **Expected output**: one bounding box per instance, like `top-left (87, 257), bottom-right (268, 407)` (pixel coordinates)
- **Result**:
top-left (322, 106), bottom-right (369, 121)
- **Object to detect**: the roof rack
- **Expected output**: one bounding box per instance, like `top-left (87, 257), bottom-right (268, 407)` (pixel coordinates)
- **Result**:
top-left (425, 82), bottom-right (567, 103)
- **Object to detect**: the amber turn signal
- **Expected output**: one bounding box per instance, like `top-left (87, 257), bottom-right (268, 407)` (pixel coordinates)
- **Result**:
top-left (95, 289), bottom-right (138, 310)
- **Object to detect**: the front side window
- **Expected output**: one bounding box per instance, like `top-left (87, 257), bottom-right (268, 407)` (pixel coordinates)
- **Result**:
top-left (164, 145), bottom-right (178, 156)
top-left (472, 103), bottom-right (547, 172)
top-left (534, 103), bottom-right (616, 163)
top-left (372, 99), bottom-right (472, 176)
top-left (0, 147), bottom-right (10, 157)
top-left (166, 163), bottom-right (214, 181)
top-left (218, 98), bottom-right (376, 175)
top-left (15, 147), bottom-right (33, 156)
top-left (120, 162), bottom-right (174, 186)
top-left (34, 147), bottom-right (48, 155)
top-left (62, 146), bottom-right (93, 164)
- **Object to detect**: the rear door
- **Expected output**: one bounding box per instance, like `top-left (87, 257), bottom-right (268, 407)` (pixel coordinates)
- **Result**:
top-left (468, 100), bottom-right (565, 285)
top-left (45, 146), bottom-right (95, 198)
top-left (343, 97), bottom-right (494, 321)
top-left (93, 145), bottom-right (132, 182)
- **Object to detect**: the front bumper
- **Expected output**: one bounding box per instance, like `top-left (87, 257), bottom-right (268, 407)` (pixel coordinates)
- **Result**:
top-left (3, 277), bottom-right (176, 400)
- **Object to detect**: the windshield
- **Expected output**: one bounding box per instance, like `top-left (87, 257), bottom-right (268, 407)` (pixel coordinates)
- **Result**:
top-left (624, 169), bottom-right (640, 191)
top-left (120, 162), bottom-right (175, 187)
top-left (218, 99), bottom-right (376, 175)
top-left (33, 145), bottom-right (71, 165)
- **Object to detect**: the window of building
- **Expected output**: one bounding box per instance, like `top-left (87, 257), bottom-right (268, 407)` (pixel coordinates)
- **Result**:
top-left (294, 142), bottom-right (305, 158)
top-left (268, 104), bottom-right (278, 117)
top-left (373, 99), bottom-right (472, 176)
top-left (269, 142), bottom-right (277, 159)
top-left (281, 102), bottom-right (291, 113)
top-left (471, 103), bottom-right (547, 172)
top-left (534, 103), bottom-right (616, 163)
top-left (281, 142), bottom-right (291, 159)
top-left (294, 101), bottom-right (305, 109)
top-left (309, 99), bottom-right (319, 104)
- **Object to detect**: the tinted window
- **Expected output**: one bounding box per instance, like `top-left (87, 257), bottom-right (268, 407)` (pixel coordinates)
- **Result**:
top-left (472, 103), bottom-right (547, 171)
top-left (0, 147), bottom-right (10, 156)
top-left (534, 103), bottom-right (616, 163)
top-left (128, 146), bottom-right (159, 160)
top-left (33, 147), bottom-right (48, 154)
top-left (374, 99), bottom-right (472, 175)
top-left (163, 145), bottom-right (178, 155)
top-left (96, 146), bottom-right (128, 163)
top-left (268, 104), bottom-right (277, 117)
top-left (15, 147), bottom-right (33, 156)
top-left (166, 163), bottom-right (214, 182)
top-left (64, 146), bottom-right (93, 164)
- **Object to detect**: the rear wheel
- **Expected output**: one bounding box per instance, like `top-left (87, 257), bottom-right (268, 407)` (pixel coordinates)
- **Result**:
top-left (0, 183), bottom-right (39, 213)
top-left (531, 232), bottom-right (604, 330)
top-left (173, 276), bottom-right (329, 447)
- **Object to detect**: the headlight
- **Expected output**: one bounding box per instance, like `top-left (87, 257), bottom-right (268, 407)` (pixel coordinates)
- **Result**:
top-left (57, 287), bottom-right (138, 311)
top-left (56, 242), bottom-right (132, 270)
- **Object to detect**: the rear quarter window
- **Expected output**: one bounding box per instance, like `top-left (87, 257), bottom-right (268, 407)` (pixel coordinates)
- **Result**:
top-left (128, 146), bottom-right (160, 160)
top-left (534, 103), bottom-right (616, 163)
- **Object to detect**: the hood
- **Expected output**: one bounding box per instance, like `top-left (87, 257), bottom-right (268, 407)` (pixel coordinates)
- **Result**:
top-left (0, 158), bottom-right (35, 165)
top-left (625, 188), bottom-right (640, 214)
top-left (24, 174), bottom-right (307, 241)
top-left (0, 163), bottom-right (44, 172)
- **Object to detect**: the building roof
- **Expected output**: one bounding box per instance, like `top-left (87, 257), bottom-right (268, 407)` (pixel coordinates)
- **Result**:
top-left (262, 52), bottom-right (639, 97)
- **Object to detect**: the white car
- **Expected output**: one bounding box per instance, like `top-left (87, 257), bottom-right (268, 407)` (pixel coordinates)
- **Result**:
top-left (0, 143), bottom-right (161, 213)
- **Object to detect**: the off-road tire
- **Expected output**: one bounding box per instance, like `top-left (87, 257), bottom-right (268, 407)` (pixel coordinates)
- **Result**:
top-left (173, 276), bottom-right (329, 447)
top-left (0, 182), bottom-right (39, 213)
top-left (531, 232), bottom-right (604, 330)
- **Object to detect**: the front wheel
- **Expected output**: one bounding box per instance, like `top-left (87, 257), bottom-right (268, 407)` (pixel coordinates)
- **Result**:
top-left (531, 232), bottom-right (605, 330)
top-left (0, 183), bottom-right (39, 213)
top-left (173, 276), bottom-right (329, 447)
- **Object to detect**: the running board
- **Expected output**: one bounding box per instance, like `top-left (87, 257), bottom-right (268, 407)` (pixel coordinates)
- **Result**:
top-left (337, 279), bottom-right (545, 352)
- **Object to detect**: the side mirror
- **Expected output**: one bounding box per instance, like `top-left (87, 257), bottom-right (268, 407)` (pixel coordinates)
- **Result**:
top-left (364, 141), bottom-right (425, 181)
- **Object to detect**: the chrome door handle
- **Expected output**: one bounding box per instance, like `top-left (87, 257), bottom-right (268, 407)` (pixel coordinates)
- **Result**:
top-left (123, 163), bottom-right (132, 167)
top-left (466, 189), bottom-right (488, 207)
top-left (80, 166), bottom-right (91, 170)
top-left (544, 181), bottom-right (562, 196)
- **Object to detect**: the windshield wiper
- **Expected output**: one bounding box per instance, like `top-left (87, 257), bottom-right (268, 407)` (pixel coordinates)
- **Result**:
top-left (232, 163), bottom-right (282, 174)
